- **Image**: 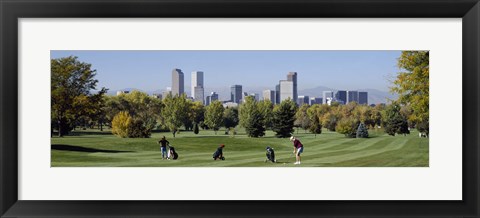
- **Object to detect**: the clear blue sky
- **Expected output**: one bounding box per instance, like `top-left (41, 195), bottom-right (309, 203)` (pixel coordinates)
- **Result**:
top-left (50, 50), bottom-right (402, 93)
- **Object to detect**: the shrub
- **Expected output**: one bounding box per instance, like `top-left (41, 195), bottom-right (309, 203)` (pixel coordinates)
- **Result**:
top-left (336, 117), bottom-right (359, 138)
top-left (193, 123), bottom-right (199, 134)
top-left (356, 123), bottom-right (369, 138)
top-left (127, 118), bottom-right (150, 138)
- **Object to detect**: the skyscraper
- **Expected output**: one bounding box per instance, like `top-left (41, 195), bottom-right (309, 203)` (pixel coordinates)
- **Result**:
top-left (194, 86), bottom-right (205, 104)
top-left (280, 80), bottom-right (294, 102)
top-left (335, 90), bottom-right (347, 105)
top-left (297, 95), bottom-right (310, 105)
top-left (171, 68), bottom-right (184, 96)
top-left (230, 85), bottom-right (242, 104)
top-left (275, 84), bottom-right (280, 105)
top-left (206, 92), bottom-right (219, 106)
top-left (358, 92), bottom-right (368, 105)
top-left (347, 91), bottom-right (359, 103)
top-left (323, 91), bottom-right (334, 104)
top-left (191, 71), bottom-right (204, 100)
top-left (287, 72), bottom-right (298, 103)
top-left (263, 90), bottom-right (275, 104)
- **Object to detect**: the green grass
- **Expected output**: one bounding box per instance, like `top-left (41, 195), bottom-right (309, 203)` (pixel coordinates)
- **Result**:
top-left (51, 128), bottom-right (429, 167)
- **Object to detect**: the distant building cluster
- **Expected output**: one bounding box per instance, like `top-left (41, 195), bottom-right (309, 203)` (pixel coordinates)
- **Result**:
top-left (154, 69), bottom-right (368, 107)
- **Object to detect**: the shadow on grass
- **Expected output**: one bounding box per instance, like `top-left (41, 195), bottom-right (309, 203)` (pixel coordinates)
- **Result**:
top-left (52, 144), bottom-right (133, 153)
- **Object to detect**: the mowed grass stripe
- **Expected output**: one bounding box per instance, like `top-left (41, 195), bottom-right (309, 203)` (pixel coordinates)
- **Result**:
top-left (306, 137), bottom-right (409, 164)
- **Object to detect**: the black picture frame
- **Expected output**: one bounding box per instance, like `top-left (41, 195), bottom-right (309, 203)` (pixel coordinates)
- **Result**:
top-left (1, 0), bottom-right (479, 217)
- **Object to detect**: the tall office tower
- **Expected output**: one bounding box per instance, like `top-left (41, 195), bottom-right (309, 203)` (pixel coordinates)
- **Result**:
top-left (335, 90), bottom-right (347, 105)
top-left (297, 95), bottom-right (310, 105)
top-left (206, 96), bottom-right (211, 106)
top-left (358, 92), bottom-right (368, 105)
top-left (211, 92), bottom-right (219, 102)
top-left (230, 85), bottom-right (242, 103)
top-left (275, 84), bottom-right (281, 104)
top-left (347, 91), bottom-right (359, 103)
top-left (191, 71), bottom-right (204, 99)
top-left (323, 91), bottom-right (334, 104)
top-left (280, 80), bottom-right (294, 102)
top-left (172, 68), bottom-right (184, 96)
top-left (287, 72), bottom-right (298, 103)
top-left (194, 86), bottom-right (205, 104)
top-left (263, 90), bottom-right (275, 103)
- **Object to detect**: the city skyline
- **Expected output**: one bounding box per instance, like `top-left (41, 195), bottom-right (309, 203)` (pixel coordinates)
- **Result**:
top-left (50, 50), bottom-right (401, 95)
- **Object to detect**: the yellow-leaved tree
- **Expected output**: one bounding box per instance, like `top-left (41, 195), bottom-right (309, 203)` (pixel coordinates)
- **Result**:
top-left (111, 111), bottom-right (132, 138)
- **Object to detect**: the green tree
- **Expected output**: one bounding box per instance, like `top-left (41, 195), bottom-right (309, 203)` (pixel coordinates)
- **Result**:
top-left (51, 56), bottom-right (107, 136)
top-left (356, 123), bottom-right (369, 138)
top-left (307, 104), bottom-right (322, 137)
top-left (295, 104), bottom-right (311, 133)
top-left (271, 99), bottom-right (297, 138)
top-left (391, 51), bottom-right (429, 124)
top-left (336, 117), bottom-right (359, 138)
top-left (204, 100), bottom-right (225, 134)
top-left (239, 96), bottom-right (265, 137)
top-left (224, 107), bottom-right (239, 129)
top-left (370, 104), bottom-right (386, 129)
top-left (162, 93), bottom-right (189, 137)
top-left (383, 103), bottom-right (410, 136)
top-left (257, 100), bottom-right (274, 129)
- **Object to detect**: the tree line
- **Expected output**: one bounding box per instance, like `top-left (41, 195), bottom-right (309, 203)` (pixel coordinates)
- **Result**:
top-left (51, 51), bottom-right (428, 138)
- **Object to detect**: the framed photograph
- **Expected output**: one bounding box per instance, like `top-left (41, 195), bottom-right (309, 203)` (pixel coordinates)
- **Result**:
top-left (1, 0), bottom-right (479, 217)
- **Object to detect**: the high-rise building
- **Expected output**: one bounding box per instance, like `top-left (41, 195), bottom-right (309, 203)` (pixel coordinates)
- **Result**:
top-left (358, 92), bottom-right (368, 105)
top-left (347, 91), bottom-right (359, 103)
top-left (263, 90), bottom-right (275, 103)
top-left (297, 95), bottom-right (310, 105)
top-left (230, 85), bottom-right (242, 104)
top-left (172, 68), bottom-right (184, 96)
top-left (280, 80), bottom-right (294, 102)
top-left (287, 72), bottom-right (298, 103)
top-left (323, 91), bottom-right (334, 104)
top-left (275, 84), bottom-right (280, 105)
top-left (310, 97), bottom-right (322, 105)
top-left (335, 90), bottom-right (347, 105)
top-left (206, 92), bottom-right (219, 106)
top-left (194, 86), bottom-right (204, 104)
top-left (191, 71), bottom-right (204, 100)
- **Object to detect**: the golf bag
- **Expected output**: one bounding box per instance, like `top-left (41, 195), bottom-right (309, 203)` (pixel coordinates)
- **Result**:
top-left (265, 146), bottom-right (276, 163)
top-left (168, 146), bottom-right (179, 160)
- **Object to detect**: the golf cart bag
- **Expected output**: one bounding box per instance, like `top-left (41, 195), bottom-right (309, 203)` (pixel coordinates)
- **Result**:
top-left (169, 146), bottom-right (179, 160)
top-left (265, 146), bottom-right (276, 163)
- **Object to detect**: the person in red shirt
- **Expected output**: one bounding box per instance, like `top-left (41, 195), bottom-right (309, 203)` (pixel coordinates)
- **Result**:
top-left (290, 136), bottom-right (304, 165)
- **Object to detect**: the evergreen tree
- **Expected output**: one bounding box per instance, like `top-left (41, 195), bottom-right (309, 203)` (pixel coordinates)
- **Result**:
top-left (383, 103), bottom-right (410, 136)
top-left (272, 99), bottom-right (297, 138)
top-left (239, 96), bottom-right (265, 137)
top-left (356, 122), bottom-right (369, 138)
top-left (307, 105), bottom-right (322, 138)
top-left (193, 123), bottom-right (199, 134)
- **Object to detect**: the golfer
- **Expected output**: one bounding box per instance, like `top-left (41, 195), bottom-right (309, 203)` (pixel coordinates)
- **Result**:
top-left (290, 136), bottom-right (303, 165)
top-left (158, 136), bottom-right (169, 160)
top-left (213, 144), bottom-right (225, 160)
